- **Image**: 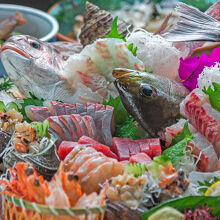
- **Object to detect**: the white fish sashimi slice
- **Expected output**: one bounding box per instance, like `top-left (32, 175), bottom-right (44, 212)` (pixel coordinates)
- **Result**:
top-left (164, 119), bottom-right (218, 172)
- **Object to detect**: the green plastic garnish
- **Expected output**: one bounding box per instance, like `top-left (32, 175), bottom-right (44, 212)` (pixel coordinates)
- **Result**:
top-left (127, 43), bottom-right (137, 56)
top-left (104, 16), bottom-right (124, 40)
top-left (0, 101), bottom-right (7, 113)
top-left (125, 163), bottom-right (146, 177)
top-left (31, 120), bottom-right (50, 139)
top-left (203, 82), bottom-right (220, 113)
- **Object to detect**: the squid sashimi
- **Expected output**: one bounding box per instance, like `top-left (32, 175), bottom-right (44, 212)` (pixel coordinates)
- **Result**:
top-left (164, 119), bottom-right (219, 172)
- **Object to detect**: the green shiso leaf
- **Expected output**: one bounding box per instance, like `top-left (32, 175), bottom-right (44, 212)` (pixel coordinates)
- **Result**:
top-left (103, 16), bottom-right (124, 40)
top-left (203, 82), bottom-right (220, 113)
top-left (31, 120), bottom-right (50, 139)
top-left (171, 120), bottom-right (192, 146)
top-left (163, 120), bottom-right (193, 167)
top-left (125, 163), bottom-right (146, 177)
top-left (103, 96), bottom-right (138, 139)
top-left (0, 76), bottom-right (13, 92)
top-left (103, 96), bottom-right (129, 125)
top-left (198, 177), bottom-right (220, 194)
top-left (142, 196), bottom-right (220, 220)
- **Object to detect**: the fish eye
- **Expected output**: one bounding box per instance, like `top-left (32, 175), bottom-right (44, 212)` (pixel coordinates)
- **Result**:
top-left (30, 41), bottom-right (40, 49)
top-left (140, 84), bottom-right (155, 97)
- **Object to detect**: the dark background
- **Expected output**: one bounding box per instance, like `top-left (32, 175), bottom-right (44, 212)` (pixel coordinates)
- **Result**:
top-left (0, 0), bottom-right (55, 11)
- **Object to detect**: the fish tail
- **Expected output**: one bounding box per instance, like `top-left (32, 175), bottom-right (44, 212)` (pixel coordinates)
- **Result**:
top-left (164, 3), bottom-right (220, 42)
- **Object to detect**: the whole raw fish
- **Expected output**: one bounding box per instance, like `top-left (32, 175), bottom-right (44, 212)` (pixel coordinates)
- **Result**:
top-left (1, 36), bottom-right (144, 104)
top-left (1, 35), bottom-right (83, 102)
top-left (113, 68), bottom-right (189, 137)
top-left (0, 12), bottom-right (26, 40)
top-left (165, 3), bottom-right (220, 42)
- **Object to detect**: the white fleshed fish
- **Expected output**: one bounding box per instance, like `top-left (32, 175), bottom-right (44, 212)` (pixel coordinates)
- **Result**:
top-left (1, 36), bottom-right (144, 104)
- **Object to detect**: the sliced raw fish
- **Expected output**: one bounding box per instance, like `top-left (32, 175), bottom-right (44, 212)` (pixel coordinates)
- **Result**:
top-left (81, 161), bottom-right (124, 194)
top-left (59, 115), bottom-right (78, 141)
top-left (44, 101), bottom-right (66, 116)
top-left (58, 141), bottom-right (78, 160)
top-left (164, 119), bottom-right (219, 171)
top-left (180, 89), bottom-right (220, 158)
top-left (112, 138), bottom-right (130, 161)
top-left (25, 106), bottom-right (52, 121)
top-left (70, 114), bottom-right (89, 138)
top-left (129, 153), bottom-right (152, 167)
top-left (47, 116), bottom-right (72, 141)
top-left (82, 116), bottom-right (97, 139)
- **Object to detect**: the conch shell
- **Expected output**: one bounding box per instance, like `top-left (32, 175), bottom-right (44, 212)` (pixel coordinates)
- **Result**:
top-left (79, 1), bottom-right (132, 46)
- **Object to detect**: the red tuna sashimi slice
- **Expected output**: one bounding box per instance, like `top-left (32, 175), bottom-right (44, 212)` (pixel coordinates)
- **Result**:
top-left (59, 115), bottom-right (78, 141)
top-left (47, 116), bottom-right (72, 141)
top-left (70, 114), bottom-right (89, 138)
top-left (82, 116), bottom-right (97, 139)
top-left (58, 141), bottom-right (78, 160)
top-left (78, 136), bottom-right (118, 159)
top-left (181, 90), bottom-right (220, 158)
top-left (25, 106), bottom-right (52, 121)
top-left (129, 153), bottom-right (152, 167)
top-left (112, 137), bottom-right (130, 161)
top-left (147, 139), bottom-right (161, 158)
top-left (102, 106), bottom-right (114, 147)
top-left (44, 101), bottom-right (66, 116)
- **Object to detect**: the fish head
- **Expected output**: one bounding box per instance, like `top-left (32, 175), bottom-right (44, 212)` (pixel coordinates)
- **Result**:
top-left (0, 35), bottom-right (66, 97)
top-left (113, 68), bottom-right (189, 136)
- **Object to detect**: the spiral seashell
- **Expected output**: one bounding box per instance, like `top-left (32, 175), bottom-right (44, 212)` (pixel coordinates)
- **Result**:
top-left (79, 1), bottom-right (132, 46)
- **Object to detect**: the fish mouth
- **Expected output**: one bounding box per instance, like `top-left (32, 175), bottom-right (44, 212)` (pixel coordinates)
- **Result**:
top-left (1, 43), bottom-right (31, 59)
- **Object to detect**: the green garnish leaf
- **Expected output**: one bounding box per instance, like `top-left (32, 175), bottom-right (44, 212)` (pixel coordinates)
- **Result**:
top-left (9, 102), bottom-right (19, 111)
top-left (0, 101), bottom-right (7, 113)
top-left (115, 116), bottom-right (139, 139)
top-left (171, 120), bottom-right (192, 145)
top-left (31, 120), bottom-right (50, 139)
top-left (125, 163), bottom-right (146, 177)
top-left (127, 43), bottom-right (138, 56)
top-left (12, 92), bottom-right (44, 122)
top-left (163, 120), bottom-right (193, 167)
top-left (198, 177), bottom-right (220, 194)
top-left (203, 82), bottom-right (220, 113)
top-left (163, 137), bottom-right (193, 167)
top-left (103, 96), bottom-right (139, 139)
top-left (103, 96), bottom-right (129, 125)
top-left (0, 76), bottom-right (13, 92)
top-left (104, 16), bottom-right (124, 40)
top-left (142, 196), bottom-right (220, 220)
top-left (0, 40), bottom-right (4, 44)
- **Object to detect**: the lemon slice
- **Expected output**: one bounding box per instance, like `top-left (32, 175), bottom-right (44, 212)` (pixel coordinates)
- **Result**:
top-left (205, 180), bottom-right (220, 196)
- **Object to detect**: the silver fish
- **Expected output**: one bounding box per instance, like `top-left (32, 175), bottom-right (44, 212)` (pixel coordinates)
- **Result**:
top-left (165, 3), bottom-right (220, 42)
top-left (1, 35), bottom-right (82, 103)
top-left (113, 68), bottom-right (189, 137)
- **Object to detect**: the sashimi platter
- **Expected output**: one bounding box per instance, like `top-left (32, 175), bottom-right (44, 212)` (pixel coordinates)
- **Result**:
top-left (0, 1), bottom-right (220, 219)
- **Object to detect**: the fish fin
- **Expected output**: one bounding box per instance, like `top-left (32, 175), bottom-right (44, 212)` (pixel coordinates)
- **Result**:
top-left (164, 3), bottom-right (220, 42)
